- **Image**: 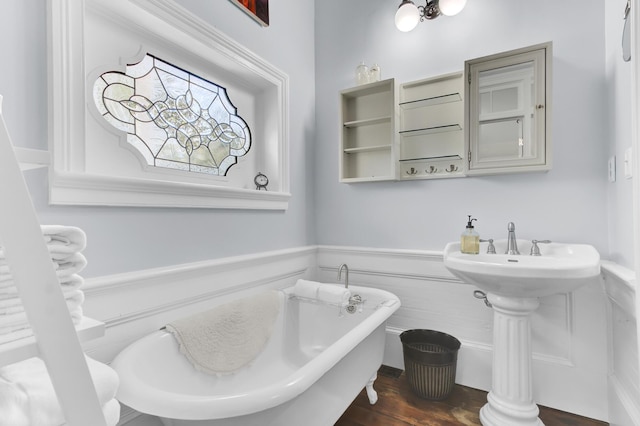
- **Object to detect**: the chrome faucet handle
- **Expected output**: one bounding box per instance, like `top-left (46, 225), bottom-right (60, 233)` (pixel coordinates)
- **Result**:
top-left (480, 239), bottom-right (496, 254)
top-left (530, 240), bottom-right (551, 256)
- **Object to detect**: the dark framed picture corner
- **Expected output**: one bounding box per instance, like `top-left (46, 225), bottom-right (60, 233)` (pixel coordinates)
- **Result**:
top-left (230, 0), bottom-right (269, 27)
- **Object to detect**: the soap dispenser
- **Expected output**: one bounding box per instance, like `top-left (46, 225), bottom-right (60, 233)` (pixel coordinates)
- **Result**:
top-left (460, 215), bottom-right (479, 254)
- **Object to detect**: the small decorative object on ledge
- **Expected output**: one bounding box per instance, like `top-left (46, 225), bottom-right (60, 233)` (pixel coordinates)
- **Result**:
top-left (254, 172), bottom-right (269, 190)
top-left (355, 62), bottom-right (369, 85)
top-left (369, 64), bottom-right (381, 82)
top-left (231, 0), bottom-right (269, 27)
top-left (355, 63), bottom-right (382, 85)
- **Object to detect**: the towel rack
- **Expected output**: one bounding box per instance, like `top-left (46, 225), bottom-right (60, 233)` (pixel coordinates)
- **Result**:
top-left (0, 95), bottom-right (108, 426)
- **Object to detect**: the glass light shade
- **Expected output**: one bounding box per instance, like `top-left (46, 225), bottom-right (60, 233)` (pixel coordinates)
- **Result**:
top-left (395, 1), bottom-right (420, 32)
top-left (438, 0), bottom-right (467, 16)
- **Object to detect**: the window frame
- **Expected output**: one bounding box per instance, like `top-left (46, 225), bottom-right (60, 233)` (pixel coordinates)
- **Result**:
top-left (48, 0), bottom-right (290, 209)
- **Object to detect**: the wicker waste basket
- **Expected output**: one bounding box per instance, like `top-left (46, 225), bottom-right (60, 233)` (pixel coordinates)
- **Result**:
top-left (400, 329), bottom-right (461, 400)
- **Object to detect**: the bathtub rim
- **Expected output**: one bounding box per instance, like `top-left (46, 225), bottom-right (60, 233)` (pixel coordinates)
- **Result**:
top-left (112, 285), bottom-right (400, 420)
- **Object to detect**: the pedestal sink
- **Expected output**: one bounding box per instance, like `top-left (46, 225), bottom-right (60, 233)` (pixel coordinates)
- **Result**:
top-left (443, 239), bottom-right (601, 426)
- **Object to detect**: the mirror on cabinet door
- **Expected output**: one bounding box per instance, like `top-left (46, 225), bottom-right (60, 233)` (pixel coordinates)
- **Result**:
top-left (465, 42), bottom-right (552, 175)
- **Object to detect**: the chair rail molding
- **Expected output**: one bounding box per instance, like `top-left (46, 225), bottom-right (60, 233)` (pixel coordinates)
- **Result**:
top-left (81, 246), bottom-right (316, 362)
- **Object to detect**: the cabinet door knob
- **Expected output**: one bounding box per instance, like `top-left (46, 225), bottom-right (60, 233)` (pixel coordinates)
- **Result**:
top-left (536, 104), bottom-right (545, 109)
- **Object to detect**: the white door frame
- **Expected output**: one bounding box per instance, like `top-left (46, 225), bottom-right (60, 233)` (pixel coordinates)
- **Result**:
top-left (632, 0), bottom-right (640, 377)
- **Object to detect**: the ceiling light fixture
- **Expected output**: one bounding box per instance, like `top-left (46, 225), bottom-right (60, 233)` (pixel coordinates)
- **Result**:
top-left (395, 0), bottom-right (467, 32)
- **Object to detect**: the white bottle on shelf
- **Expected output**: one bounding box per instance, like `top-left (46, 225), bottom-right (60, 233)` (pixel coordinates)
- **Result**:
top-left (369, 64), bottom-right (381, 82)
top-left (356, 62), bottom-right (369, 85)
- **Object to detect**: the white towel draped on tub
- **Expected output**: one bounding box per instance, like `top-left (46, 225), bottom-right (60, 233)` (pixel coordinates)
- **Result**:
top-left (292, 279), bottom-right (351, 306)
top-left (316, 284), bottom-right (351, 306)
top-left (0, 355), bottom-right (120, 426)
top-left (292, 279), bottom-right (321, 299)
top-left (166, 290), bottom-right (281, 375)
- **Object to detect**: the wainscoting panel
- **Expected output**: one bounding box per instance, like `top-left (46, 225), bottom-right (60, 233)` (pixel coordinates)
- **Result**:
top-left (77, 245), bottom-right (621, 425)
top-left (81, 246), bottom-right (316, 363)
top-left (81, 246), bottom-right (317, 425)
top-left (315, 245), bottom-right (609, 421)
top-left (602, 261), bottom-right (640, 426)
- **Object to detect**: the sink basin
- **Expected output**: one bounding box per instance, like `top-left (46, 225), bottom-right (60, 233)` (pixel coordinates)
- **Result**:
top-left (444, 238), bottom-right (602, 425)
top-left (443, 239), bottom-right (601, 298)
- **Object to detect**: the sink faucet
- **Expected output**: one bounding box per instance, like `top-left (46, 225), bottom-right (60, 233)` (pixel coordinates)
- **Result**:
top-left (506, 222), bottom-right (520, 255)
top-left (337, 263), bottom-right (349, 289)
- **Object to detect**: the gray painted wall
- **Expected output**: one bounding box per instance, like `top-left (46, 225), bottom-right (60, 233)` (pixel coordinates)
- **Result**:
top-left (314, 0), bottom-right (613, 261)
top-left (605, 0), bottom-right (634, 269)
top-left (0, 0), bottom-right (633, 275)
top-left (0, 0), bottom-right (316, 277)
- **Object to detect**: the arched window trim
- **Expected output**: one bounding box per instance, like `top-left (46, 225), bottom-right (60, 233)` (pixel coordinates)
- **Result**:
top-left (48, 0), bottom-right (290, 210)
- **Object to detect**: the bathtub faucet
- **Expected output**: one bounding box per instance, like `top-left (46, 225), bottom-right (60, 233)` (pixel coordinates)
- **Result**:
top-left (337, 263), bottom-right (349, 289)
top-left (338, 264), bottom-right (364, 314)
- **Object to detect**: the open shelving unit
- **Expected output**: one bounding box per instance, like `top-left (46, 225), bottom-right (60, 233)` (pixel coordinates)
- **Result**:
top-left (398, 72), bottom-right (465, 180)
top-left (0, 95), bottom-right (108, 425)
top-left (340, 78), bottom-right (396, 182)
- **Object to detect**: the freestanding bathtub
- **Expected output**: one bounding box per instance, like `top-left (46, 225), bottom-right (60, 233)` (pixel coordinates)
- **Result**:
top-left (111, 284), bottom-right (400, 426)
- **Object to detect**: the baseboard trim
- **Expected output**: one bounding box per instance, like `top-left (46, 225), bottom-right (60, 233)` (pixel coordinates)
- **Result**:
top-left (609, 375), bottom-right (640, 425)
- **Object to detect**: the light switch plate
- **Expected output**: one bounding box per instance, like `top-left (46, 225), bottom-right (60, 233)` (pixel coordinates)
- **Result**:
top-left (608, 156), bottom-right (616, 182)
top-left (624, 147), bottom-right (633, 179)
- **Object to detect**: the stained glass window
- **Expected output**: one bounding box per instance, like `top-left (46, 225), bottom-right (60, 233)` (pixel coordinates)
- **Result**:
top-left (93, 54), bottom-right (251, 176)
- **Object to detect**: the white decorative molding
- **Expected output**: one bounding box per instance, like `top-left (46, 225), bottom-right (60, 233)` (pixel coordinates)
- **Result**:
top-left (81, 246), bottom-right (316, 362)
top-left (602, 261), bottom-right (637, 318)
top-left (82, 245), bottom-right (613, 423)
top-left (601, 262), bottom-right (640, 426)
top-left (47, 0), bottom-right (290, 209)
top-left (104, 268), bottom-right (306, 329)
top-left (15, 147), bottom-right (50, 171)
top-left (609, 375), bottom-right (640, 426)
top-left (49, 171), bottom-right (291, 209)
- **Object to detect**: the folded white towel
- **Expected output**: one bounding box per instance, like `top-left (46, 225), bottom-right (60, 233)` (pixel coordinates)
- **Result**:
top-left (41, 225), bottom-right (87, 260)
top-left (100, 398), bottom-right (121, 426)
top-left (61, 399), bottom-right (121, 426)
top-left (0, 355), bottom-right (119, 426)
top-left (0, 290), bottom-right (84, 333)
top-left (0, 226), bottom-right (86, 263)
top-left (0, 327), bottom-right (33, 345)
top-left (166, 290), bottom-right (281, 374)
top-left (0, 253), bottom-right (87, 285)
top-left (0, 274), bottom-right (83, 300)
top-left (0, 289), bottom-right (84, 316)
top-left (0, 307), bottom-right (83, 336)
top-left (292, 279), bottom-right (321, 299)
top-left (317, 284), bottom-right (351, 306)
top-left (0, 376), bottom-right (29, 425)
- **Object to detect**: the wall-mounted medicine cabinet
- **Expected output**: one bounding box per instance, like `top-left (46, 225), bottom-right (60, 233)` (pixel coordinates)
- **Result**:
top-left (398, 72), bottom-right (464, 180)
top-left (465, 42), bottom-right (552, 175)
top-left (338, 42), bottom-right (551, 183)
top-left (339, 79), bottom-right (396, 182)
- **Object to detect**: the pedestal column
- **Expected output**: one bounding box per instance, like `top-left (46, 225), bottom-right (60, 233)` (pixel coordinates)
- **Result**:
top-left (479, 293), bottom-right (544, 426)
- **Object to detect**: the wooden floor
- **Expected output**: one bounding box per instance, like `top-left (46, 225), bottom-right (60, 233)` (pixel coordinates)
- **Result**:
top-left (335, 367), bottom-right (608, 426)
